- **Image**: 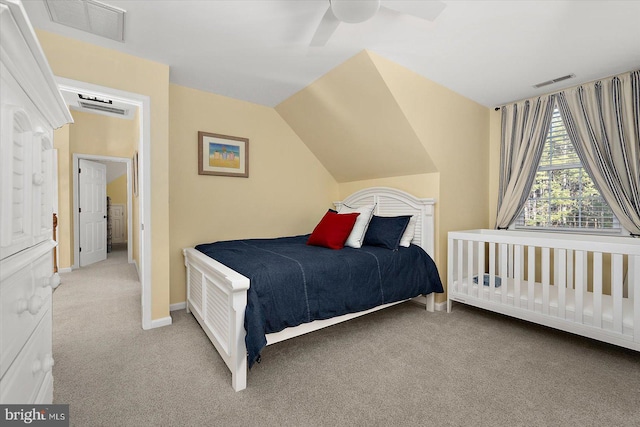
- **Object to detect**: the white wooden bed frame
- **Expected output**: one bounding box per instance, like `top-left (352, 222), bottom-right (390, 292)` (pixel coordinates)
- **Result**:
top-left (448, 229), bottom-right (640, 352)
top-left (183, 187), bottom-right (436, 391)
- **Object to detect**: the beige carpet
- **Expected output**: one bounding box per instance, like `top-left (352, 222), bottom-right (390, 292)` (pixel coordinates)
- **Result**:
top-left (53, 248), bottom-right (640, 426)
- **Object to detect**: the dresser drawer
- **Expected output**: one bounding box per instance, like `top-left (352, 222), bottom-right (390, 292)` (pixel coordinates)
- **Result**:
top-left (0, 252), bottom-right (52, 378)
top-left (0, 311), bottom-right (53, 404)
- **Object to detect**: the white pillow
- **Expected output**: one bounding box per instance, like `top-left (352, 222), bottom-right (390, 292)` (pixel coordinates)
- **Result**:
top-left (399, 215), bottom-right (416, 247)
top-left (337, 204), bottom-right (375, 248)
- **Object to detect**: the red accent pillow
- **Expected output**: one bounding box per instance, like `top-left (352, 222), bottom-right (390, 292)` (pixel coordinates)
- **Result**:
top-left (307, 211), bottom-right (360, 250)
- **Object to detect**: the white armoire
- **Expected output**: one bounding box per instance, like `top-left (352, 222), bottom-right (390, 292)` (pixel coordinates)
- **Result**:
top-left (0, 0), bottom-right (73, 403)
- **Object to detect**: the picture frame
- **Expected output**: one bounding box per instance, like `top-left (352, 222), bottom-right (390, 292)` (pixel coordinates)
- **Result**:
top-left (198, 131), bottom-right (249, 178)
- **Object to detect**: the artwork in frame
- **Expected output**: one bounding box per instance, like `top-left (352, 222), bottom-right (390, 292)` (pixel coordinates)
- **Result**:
top-left (198, 131), bottom-right (249, 177)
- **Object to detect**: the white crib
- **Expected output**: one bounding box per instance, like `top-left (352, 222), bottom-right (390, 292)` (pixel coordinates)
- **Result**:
top-left (447, 229), bottom-right (640, 351)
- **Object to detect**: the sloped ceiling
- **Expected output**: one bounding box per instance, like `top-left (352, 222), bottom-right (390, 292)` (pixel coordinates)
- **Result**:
top-left (276, 51), bottom-right (437, 183)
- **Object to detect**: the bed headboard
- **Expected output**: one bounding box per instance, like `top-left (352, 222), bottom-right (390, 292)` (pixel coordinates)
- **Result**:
top-left (334, 187), bottom-right (436, 258)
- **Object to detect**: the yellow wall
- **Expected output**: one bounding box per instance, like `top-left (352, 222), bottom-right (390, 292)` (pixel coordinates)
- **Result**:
top-left (168, 84), bottom-right (339, 305)
top-left (53, 125), bottom-right (71, 268)
top-left (107, 174), bottom-right (128, 205)
top-left (369, 53), bottom-right (491, 298)
top-left (276, 51), bottom-right (436, 182)
top-left (107, 174), bottom-right (128, 243)
top-left (38, 30), bottom-right (171, 321)
top-left (488, 109), bottom-right (502, 228)
top-left (275, 50), bottom-right (491, 301)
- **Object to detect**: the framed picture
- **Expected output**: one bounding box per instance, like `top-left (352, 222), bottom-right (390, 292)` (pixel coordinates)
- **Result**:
top-left (198, 131), bottom-right (249, 178)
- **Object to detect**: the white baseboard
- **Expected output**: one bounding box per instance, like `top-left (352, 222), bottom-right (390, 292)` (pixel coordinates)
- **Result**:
top-left (132, 260), bottom-right (140, 280)
top-left (170, 302), bottom-right (186, 311)
top-left (150, 316), bottom-right (172, 329)
top-left (58, 267), bottom-right (72, 273)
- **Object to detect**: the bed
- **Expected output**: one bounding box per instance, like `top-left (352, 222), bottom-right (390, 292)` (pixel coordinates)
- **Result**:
top-left (183, 187), bottom-right (443, 391)
top-left (448, 229), bottom-right (640, 351)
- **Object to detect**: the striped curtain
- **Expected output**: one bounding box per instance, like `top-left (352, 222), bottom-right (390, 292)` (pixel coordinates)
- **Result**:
top-left (557, 70), bottom-right (640, 236)
top-left (496, 95), bottom-right (556, 229)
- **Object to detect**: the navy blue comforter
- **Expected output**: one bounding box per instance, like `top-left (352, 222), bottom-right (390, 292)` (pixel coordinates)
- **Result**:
top-left (196, 235), bottom-right (443, 367)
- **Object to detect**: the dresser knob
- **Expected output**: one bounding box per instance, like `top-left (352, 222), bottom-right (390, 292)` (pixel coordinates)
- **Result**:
top-left (42, 354), bottom-right (55, 373)
top-left (32, 173), bottom-right (44, 186)
top-left (27, 295), bottom-right (43, 315)
top-left (49, 273), bottom-right (61, 289)
top-left (16, 298), bottom-right (28, 314)
top-left (31, 354), bottom-right (54, 374)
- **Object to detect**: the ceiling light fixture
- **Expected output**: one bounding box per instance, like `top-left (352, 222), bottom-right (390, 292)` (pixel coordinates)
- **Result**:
top-left (330, 0), bottom-right (380, 23)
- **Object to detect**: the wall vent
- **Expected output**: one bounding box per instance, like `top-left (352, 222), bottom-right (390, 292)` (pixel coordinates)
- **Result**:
top-left (78, 101), bottom-right (128, 116)
top-left (44, 0), bottom-right (125, 42)
top-left (533, 74), bottom-right (576, 89)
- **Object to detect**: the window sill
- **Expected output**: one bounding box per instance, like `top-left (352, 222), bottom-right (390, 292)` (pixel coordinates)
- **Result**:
top-left (511, 225), bottom-right (628, 237)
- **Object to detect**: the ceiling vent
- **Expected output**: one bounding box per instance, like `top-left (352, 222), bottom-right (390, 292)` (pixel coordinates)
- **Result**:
top-left (44, 0), bottom-right (125, 42)
top-left (78, 101), bottom-right (128, 116)
top-left (533, 74), bottom-right (576, 89)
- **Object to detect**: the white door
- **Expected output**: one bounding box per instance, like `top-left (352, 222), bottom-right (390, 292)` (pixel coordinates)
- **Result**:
top-left (79, 159), bottom-right (107, 267)
top-left (109, 204), bottom-right (126, 244)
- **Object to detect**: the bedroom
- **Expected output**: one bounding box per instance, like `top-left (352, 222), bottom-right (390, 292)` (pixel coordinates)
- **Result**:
top-left (1, 0), bottom-right (639, 424)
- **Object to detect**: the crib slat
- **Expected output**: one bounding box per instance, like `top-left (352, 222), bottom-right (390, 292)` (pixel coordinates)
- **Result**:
top-left (514, 245), bottom-right (522, 308)
top-left (558, 249), bottom-right (566, 319)
top-left (629, 254), bottom-right (636, 300)
top-left (542, 247), bottom-right (550, 315)
top-left (612, 254), bottom-right (623, 333)
top-left (467, 240), bottom-right (474, 297)
top-left (457, 239), bottom-right (464, 295)
top-left (574, 251), bottom-right (585, 323)
top-left (489, 242), bottom-right (496, 301)
top-left (567, 249), bottom-right (574, 290)
top-left (507, 245), bottom-right (514, 277)
top-left (632, 255), bottom-right (640, 343)
top-left (593, 252), bottom-right (603, 328)
top-left (477, 241), bottom-right (485, 301)
top-left (528, 246), bottom-right (535, 311)
top-left (500, 243), bottom-right (508, 304)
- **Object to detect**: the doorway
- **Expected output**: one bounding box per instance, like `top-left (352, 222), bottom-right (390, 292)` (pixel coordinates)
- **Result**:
top-left (75, 155), bottom-right (132, 267)
top-left (57, 77), bottom-right (153, 330)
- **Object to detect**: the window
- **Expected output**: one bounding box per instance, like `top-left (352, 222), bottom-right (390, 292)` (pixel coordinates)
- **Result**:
top-left (514, 106), bottom-right (620, 232)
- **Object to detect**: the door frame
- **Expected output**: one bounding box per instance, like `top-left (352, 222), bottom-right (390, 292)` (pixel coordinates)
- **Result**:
top-left (59, 77), bottom-right (153, 331)
top-left (73, 154), bottom-right (131, 266)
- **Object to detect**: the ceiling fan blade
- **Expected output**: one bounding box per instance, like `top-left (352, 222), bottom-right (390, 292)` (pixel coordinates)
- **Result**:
top-left (380, 0), bottom-right (446, 21)
top-left (310, 6), bottom-right (340, 46)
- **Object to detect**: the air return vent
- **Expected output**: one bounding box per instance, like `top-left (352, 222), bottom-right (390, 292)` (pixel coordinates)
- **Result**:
top-left (79, 101), bottom-right (128, 116)
top-left (533, 74), bottom-right (576, 89)
top-left (44, 0), bottom-right (125, 42)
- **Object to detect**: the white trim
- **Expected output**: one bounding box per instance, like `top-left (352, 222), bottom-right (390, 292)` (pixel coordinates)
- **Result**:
top-left (150, 316), bottom-right (172, 329)
top-left (58, 267), bottom-right (72, 273)
top-left (56, 77), bottom-right (153, 331)
top-left (434, 301), bottom-right (447, 312)
top-left (170, 302), bottom-right (186, 311)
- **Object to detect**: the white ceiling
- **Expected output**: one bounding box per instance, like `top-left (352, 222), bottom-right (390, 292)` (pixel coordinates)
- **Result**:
top-left (23, 0), bottom-right (640, 108)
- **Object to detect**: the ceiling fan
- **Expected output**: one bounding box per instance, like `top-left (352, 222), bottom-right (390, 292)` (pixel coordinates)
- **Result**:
top-left (310, 0), bottom-right (447, 46)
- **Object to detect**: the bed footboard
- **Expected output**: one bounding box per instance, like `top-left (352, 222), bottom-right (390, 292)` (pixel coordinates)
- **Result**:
top-left (448, 229), bottom-right (640, 351)
top-left (183, 248), bottom-right (250, 391)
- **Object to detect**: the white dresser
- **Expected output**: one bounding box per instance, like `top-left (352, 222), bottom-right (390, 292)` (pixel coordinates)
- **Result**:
top-left (0, 0), bottom-right (73, 404)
